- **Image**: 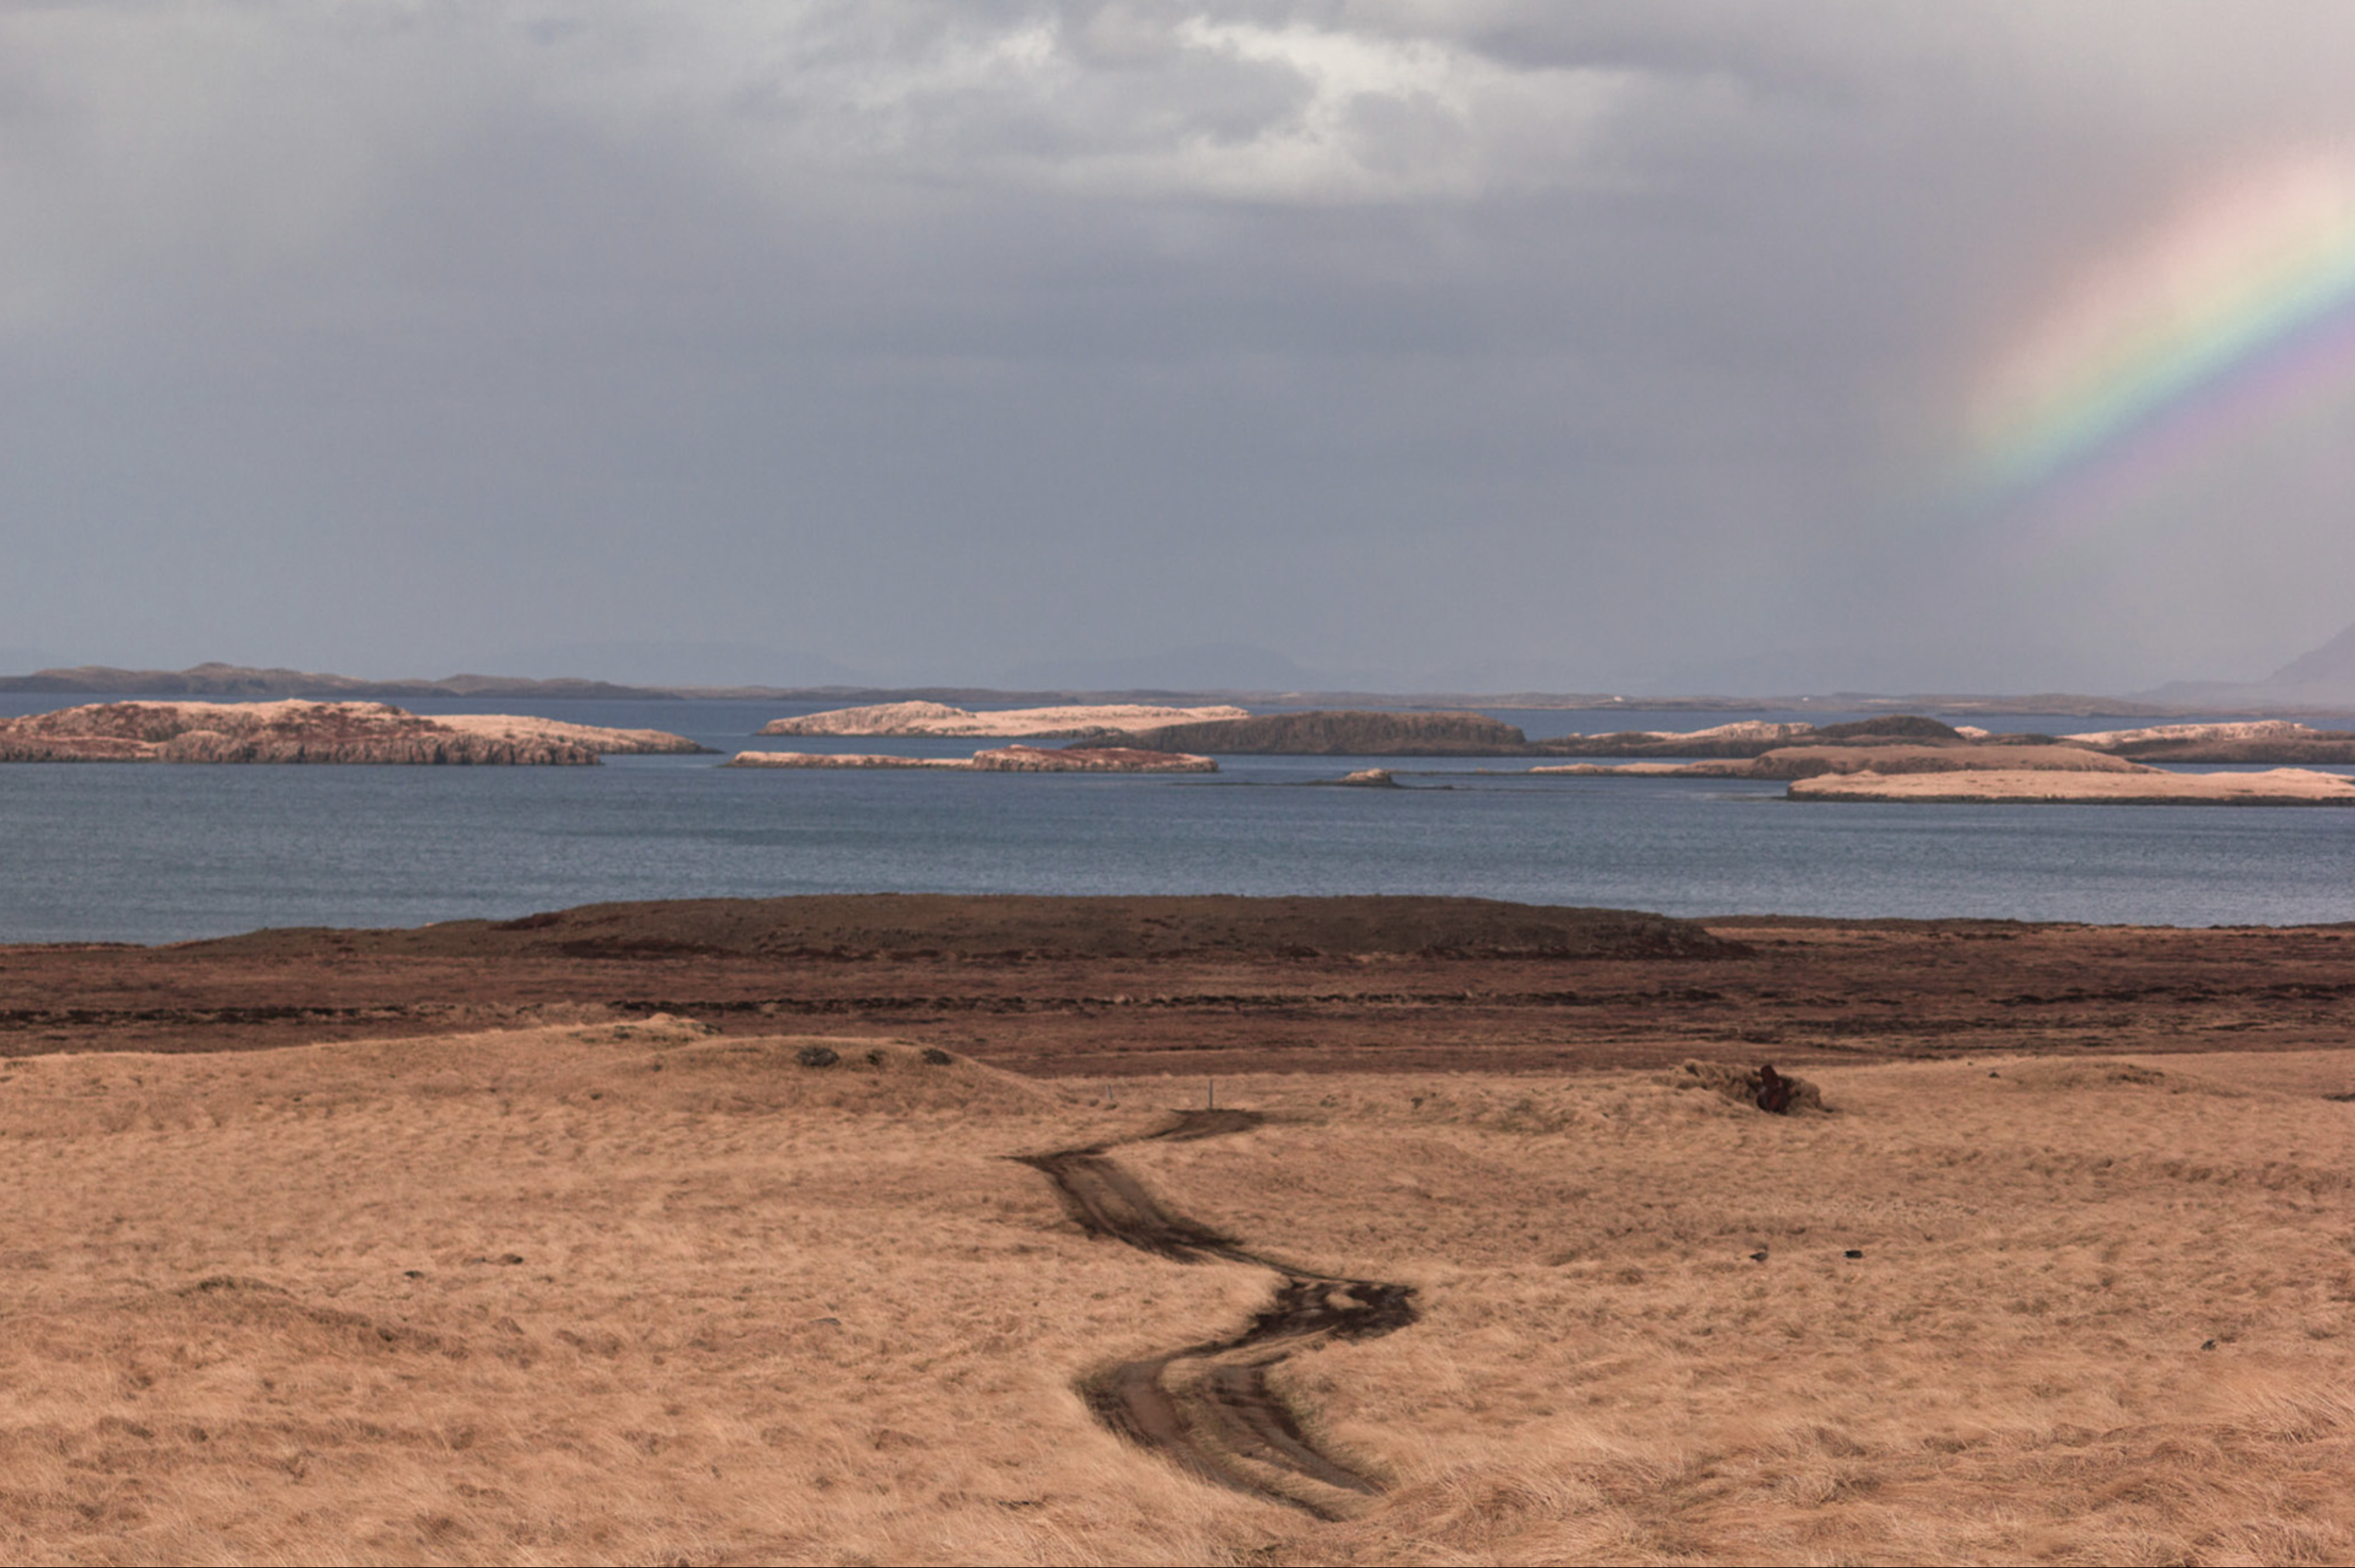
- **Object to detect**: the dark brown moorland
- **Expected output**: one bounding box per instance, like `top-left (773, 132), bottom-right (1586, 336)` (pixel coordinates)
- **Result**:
top-left (5, 893), bottom-right (2352, 1074)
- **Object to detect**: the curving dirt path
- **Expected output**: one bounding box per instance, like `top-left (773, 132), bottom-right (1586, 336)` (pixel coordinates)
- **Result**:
top-left (1016, 1110), bottom-right (1416, 1519)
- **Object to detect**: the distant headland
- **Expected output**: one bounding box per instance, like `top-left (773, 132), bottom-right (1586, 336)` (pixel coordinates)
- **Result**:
top-left (12, 661), bottom-right (2355, 718)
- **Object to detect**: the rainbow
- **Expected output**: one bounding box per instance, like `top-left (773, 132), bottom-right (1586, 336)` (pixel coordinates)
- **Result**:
top-left (1968, 156), bottom-right (2355, 521)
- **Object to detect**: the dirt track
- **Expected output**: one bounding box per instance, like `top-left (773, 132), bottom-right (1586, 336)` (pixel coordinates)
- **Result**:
top-left (4, 895), bottom-right (2353, 1075)
top-left (1019, 1110), bottom-right (1416, 1518)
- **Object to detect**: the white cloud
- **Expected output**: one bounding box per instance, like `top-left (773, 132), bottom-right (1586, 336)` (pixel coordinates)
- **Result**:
top-left (515, 2), bottom-right (1634, 203)
top-left (0, 1), bottom-right (1640, 333)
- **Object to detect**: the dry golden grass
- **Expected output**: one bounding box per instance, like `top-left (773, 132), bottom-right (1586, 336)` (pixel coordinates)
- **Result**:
top-left (2, 1026), bottom-right (2350, 1565)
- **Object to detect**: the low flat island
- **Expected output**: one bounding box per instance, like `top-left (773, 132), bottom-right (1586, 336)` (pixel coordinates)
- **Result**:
top-left (725, 745), bottom-right (1217, 772)
top-left (1788, 765), bottom-right (2355, 804)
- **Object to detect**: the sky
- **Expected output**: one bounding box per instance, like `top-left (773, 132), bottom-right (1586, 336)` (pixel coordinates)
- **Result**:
top-left (5, 2), bottom-right (2355, 695)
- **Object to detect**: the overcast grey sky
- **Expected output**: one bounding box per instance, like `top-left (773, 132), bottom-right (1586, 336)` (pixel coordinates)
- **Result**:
top-left (5, 2), bottom-right (2354, 693)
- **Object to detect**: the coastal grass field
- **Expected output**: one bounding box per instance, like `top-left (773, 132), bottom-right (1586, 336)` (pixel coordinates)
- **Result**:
top-left (2, 1021), bottom-right (2350, 1565)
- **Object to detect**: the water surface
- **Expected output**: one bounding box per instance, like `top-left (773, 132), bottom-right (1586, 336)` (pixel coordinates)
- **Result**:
top-left (4, 697), bottom-right (2351, 942)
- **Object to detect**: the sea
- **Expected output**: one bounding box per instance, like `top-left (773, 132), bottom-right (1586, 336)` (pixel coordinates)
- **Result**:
top-left (4, 694), bottom-right (2353, 944)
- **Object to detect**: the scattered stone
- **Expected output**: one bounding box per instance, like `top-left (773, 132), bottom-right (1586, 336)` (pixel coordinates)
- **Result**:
top-left (796, 1045), bottom-right (840, 1069)
top-left (1844, 1249), bottom-right (1865, 1260)
top-left (1666, 1059), bottom-right (1827, 1113)
top-left (1749, 1250), bottom-right (1769, 1263)
top-left (920, 1047), bottom-right (955, 1065)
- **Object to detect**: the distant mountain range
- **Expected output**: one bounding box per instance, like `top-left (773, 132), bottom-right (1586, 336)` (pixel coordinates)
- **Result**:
top-left (8, 645), bottom-right (2355, 716)
top-left (2135, 620), bottom-right (2355, 712)
top-left (0, 661), bottom-right (2122, 711)
top-left (0, 663), bottom-right (680, 700)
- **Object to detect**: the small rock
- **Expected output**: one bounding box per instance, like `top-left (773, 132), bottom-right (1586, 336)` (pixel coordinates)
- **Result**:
top-left (797, 1045), bottom-right (840, 1069)
top-left (920, 1047), bottom-right (954, 1065)
top-left (403, 1270), bottom-right (426, 1280)
top-left (1843, 1249), bottom-right (1864, 1260)
top-left (2201, 1338), bottom-right (2217, 1351)
top-left (1749, 1250), bottom-right (1769, 1263)
top-left (499, 1254), bottom-right (525, 1266)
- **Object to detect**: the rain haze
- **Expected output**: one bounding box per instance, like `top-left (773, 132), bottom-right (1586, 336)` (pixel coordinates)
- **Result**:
top-left (6, 1), bottom-right (2355, 694)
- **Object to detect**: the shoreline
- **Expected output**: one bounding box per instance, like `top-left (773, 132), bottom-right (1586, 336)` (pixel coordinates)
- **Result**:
top-left (8, 894), bottom-right (2352, 1077)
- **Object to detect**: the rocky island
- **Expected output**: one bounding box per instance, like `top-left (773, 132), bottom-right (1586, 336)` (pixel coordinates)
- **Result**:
top-left (1107, 708), bottom-right (1530, 755)
top-left (2058, 721), bottom-right (2355, 763)
top-left (725, 745), bottom-right (1216, 773)
top-left (0, 700), bottom-right (710, 764)
top-left (755, 707), bottom-right (2355, 765)
top-left (1535, 740), bottom-right (2152, 781)
top-left (758, 700), bottom-right (1247, 738)
top-left (1531, 727), bottom-right (2355, 803)
top-left (1535, 718), bottom-right (1869, 756)
top-left (1538, 714), bottom-right (2355, 765)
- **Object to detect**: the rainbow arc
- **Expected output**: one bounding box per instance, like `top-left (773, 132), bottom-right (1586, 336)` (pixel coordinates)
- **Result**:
top-left (1968, 157), bottom-right (2355, 523)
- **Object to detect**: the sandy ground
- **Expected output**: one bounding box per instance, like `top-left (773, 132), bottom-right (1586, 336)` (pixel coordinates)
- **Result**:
top-left (2, 1023), bottom-right (2348, 1565)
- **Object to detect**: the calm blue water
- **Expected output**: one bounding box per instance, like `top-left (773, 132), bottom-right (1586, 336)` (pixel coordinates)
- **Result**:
top-left (3, 697), bottom-right (2353, 942)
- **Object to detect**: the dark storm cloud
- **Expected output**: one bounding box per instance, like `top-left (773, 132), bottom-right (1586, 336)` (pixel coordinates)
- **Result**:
top-left (5, 2), bottom-right (2355, 691)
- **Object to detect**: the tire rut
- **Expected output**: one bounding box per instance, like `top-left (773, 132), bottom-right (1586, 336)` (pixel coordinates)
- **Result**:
top-left (1016, 1109), bottom-right (1416, 1519)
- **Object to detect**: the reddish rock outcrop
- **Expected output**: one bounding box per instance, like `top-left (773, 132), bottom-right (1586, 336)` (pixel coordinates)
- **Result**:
top-left (0, 701), bottom-right (708, 765)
